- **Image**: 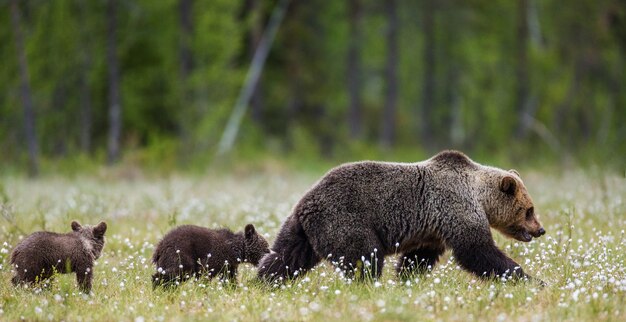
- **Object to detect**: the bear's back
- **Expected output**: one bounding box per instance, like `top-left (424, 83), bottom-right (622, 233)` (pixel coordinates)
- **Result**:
top-left (11, 231), bottom-right (80, 266)
top-left (319, 161), bottom-right (420, 192)
top-left (157, 225), bottom-right (236, 260)
top-left (296, 161), bottom-right (424, 226)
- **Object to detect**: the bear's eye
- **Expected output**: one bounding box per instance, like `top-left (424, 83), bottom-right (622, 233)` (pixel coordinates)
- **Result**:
top-left (525, 207), bottom-right (534, 220)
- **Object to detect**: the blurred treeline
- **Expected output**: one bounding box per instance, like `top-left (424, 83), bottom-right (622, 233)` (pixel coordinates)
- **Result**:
top-left (1, 0), bottom-right (625, 175)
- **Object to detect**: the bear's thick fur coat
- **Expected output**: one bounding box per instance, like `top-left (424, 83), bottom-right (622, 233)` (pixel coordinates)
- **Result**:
top-left (258, 150), bottom-right (545, 283)
top-left (152, 224), bottom-right (269, 287)
top-left (11, 221), bottom-right (107, 293)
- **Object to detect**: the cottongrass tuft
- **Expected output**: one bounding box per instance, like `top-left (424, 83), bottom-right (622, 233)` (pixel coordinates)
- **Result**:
top-left (0, 171), bottom-right (624, 321)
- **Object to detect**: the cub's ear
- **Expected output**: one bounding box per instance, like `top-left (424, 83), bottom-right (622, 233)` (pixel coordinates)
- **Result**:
top-left (500, 176), bottom-right (517, 195)
top-left (509, 169), bottom-right (521, 177)
top-left (245, 224), bottom-right (256, 238)
top-left (71, 221), bottom-right (82, 231)
top-left (93, 222), bottom-right (107, 238)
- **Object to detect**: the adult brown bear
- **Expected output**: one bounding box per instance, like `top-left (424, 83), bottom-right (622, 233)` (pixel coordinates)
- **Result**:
top-left (258, 150), bottom-right (545, 283)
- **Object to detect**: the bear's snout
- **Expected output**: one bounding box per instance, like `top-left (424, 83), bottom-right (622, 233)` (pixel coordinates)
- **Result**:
top-left (505, 224), bottom-right (546, 242)
top-left (532, 227), bottom-right (546, 237)
top-left (519, 230), bottom-right (532, 242)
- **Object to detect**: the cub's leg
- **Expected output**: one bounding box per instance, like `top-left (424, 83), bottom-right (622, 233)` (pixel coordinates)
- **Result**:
top-left (218, 265), bottom-right (238, 285)
top-left (396, 244), bottom-right (445, 279)
top-left (75, 265), bottom-right (93, 293)
top-left (11, 275), bottom-right (20, 286)
top-left (18, 267), bottom-right (53, 287)
top-left (153, 252), bottom-right (195, 288)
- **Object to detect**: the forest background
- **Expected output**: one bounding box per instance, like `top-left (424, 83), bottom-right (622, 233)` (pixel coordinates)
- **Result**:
top-left (2, 0), bottom-right (625, 176)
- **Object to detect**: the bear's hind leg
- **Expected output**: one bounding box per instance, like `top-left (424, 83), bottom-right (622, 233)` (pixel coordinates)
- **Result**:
top-left (258, 215), bottom-right (321, 283)
top-left (153, 271), bottom-right (189, 289)
top-left (328, 234), bottom-right (385, 282)
top-left (11, 275), bottom-right (22, 287)
top-left (152, 273), bottom-right (163, 289)
top-left (153, 253), bottom-right (195, 288)
top-left (396, 244), bottom-right (445, 279)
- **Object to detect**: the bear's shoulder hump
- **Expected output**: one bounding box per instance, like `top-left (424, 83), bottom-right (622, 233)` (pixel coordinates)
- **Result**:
top-left (431, 150), bottom-right (473, 167)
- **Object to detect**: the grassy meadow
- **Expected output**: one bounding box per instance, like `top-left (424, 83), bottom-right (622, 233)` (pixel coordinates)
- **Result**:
top-left (0, 167), bottom-right (625, 321)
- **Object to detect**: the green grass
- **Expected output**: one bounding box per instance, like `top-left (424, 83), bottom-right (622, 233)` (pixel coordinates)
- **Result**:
top-left (0, 169), bottom-right (625, 321)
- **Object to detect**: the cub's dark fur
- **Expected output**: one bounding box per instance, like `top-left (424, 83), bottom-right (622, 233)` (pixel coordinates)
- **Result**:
top-left (11, 221), bottom-right (107, 293)
top-left (258, 150), bottom-right (545, 283)
top-left (152, 224), bottom-right (270, 287)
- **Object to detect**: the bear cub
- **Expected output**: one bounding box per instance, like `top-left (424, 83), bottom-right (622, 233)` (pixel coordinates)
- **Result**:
top-left (152, 224), bottom-right (270, 288)
top-left (11, 221), bottom-right (107, 293)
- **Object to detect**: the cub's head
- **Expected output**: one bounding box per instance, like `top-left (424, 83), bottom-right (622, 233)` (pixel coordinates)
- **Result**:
top-left (71, 221), bottom-right (107, 259)
top-left (485, 170), bottom-right (545, 242)
top-left (243, 224), bottom-right (270, 265)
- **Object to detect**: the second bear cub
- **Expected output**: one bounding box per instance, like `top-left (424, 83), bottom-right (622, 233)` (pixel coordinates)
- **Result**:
top-left (152, 224), bottom-right (270, 287)
top-left (11, 221), bottom-right (107, 293)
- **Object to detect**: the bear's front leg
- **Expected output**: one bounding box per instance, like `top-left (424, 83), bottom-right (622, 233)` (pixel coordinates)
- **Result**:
top-left (451, 236), bottom-right (529, 280)
top-left (219, 265), bottom-right (238, 284)
top-left (456, 242), bottom-right (527, 279)
top-left (441, 207), bottom-right (535, 282)
top-left (76, 266), bottom-right (93, 293)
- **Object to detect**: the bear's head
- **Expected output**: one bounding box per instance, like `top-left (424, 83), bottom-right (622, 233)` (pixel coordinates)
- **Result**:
top-left (71, 221), bottom-right (107, 259)
top-left (483, 170), bottom-right (545, 242)
top-left (243, 224), bottom-right (270, 265)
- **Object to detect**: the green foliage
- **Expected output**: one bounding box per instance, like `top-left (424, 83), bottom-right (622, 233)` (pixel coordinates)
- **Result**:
top-left (0, 0), bottom-right (625, 174)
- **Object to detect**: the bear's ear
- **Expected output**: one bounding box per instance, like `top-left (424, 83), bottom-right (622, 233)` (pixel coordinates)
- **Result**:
top-left (245, 224), bottom-right (256, 238)
top-left (71, 221), bottom-right (82, 231)
top-left (509, 169), bottom-right (521, 178)
top-left (500, 176), bottom-right (517, 195)
top-left (93, 222), bottom-right (107, 238)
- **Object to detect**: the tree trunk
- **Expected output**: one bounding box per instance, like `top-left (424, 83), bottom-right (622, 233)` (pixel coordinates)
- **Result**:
top-left (514, 0), bottom-right (531, 139)
top-left (283, 1), bottom-right (302, 152)
top-left (347, 0), bottom-right (363, 139)
top-left (78, 0), bottom-right (93, 153)
top-left (10, 0), bottom-right (39, 177)
top-left (554, 55), bottom-right (584, 147)
top-left (447, 65), bottom-right (463, 147)
top-left (381, 0), bottom-right (398, 148)
top-left (248, 0), bottom-right (264, 123)
top-left (179, 0), bottom-right (193, 93)
top-left (178, 0), bottom-right (194, 152)
top-left (79, 65), bottom-right (93, 153)
top-left (106, 0), bottom-right (122, 165)
top-left (420, 0), bottom-right (436, 146)
top-left (52, 83), bottom-right (68, 157)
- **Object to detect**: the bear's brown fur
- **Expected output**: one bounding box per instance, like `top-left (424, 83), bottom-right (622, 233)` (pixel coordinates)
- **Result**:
top-left (152, 224), bottom-right (270, 288)
top-left (258, 150), bottom-right (545, 283)
top-left (10, 221), bottom-right (107, 293)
